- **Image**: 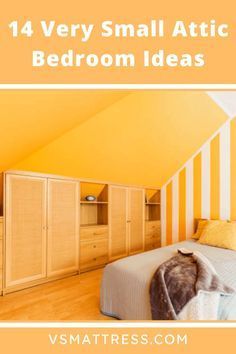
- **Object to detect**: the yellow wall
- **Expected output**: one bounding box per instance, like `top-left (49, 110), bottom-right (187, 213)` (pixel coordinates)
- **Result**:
top-left (166, 182), bottom-right (173, 245)
top-left (162, 117), bottom-right (236, 245)
top-left (178, 168), bottom-right (186, 242)
top-left (231, 119), bottom-right (236, 220)
top-left (0, 90), bottom-right (127, 172)
top-left (193, 153), bottom-right (202, 221)
top-left (13, 91), bottom-right (227, 187)
top-left (210, 135), bottom-right (220, 220)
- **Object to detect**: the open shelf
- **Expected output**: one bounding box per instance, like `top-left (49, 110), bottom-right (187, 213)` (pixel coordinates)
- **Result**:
top-left (80, 182), bottom-right (108, 227)
top-left (145, 219), bottom-right (161, 222)
top-left (80, 201), bottom-right (108, 204)
top-left (145, 189), bottom-right (160, 204)
top-left (145, 188), bottom-right (161, 221)
top-left (80, 223), bottom-right (108, 228)
top-left (145, 202), bottom-right (160, 205)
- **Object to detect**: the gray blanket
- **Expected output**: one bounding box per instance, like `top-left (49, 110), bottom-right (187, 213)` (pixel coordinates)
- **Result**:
top-left (150, 251), bottom-right (235, 320)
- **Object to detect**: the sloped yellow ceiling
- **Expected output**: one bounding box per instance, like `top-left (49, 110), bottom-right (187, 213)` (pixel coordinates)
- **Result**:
top-left (13, 91), bottom-right (228, 187)
top-left (0, 90), bottom-right (128, 171)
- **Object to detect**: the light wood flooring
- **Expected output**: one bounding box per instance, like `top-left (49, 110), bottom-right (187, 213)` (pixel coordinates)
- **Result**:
top-left (0, 269), bottom-right (115, 321)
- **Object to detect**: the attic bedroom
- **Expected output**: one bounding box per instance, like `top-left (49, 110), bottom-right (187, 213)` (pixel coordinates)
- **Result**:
top-left (0, 90), bottom-right (236, 320)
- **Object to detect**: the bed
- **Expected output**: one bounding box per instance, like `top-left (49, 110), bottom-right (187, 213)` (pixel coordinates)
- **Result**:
top-left (100, 240), bottom-right (236, 320)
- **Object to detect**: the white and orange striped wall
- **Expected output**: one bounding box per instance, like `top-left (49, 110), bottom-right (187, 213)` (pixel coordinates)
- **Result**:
top-left (161, 117), bottom-right (236, 246)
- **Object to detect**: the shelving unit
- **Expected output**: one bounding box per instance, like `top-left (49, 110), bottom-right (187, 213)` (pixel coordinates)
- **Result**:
top-left (80, 182), bottom-right (109, 272)
top-left (144, 188), bottom-right (161, 251)
top-left (80, 182), bottom-right (109, 227)
top-left (145, 189), bottom-right (160, 222)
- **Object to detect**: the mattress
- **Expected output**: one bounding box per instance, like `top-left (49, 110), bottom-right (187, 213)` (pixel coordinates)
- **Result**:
top-left (100, 240), bottom-right (236, 320)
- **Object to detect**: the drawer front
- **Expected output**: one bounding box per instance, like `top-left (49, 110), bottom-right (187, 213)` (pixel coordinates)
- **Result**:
top-left (145, 221), bottom-right (161, 251)
top-left (145, 238), bottom-right (161, 251)
top-left (80, 239), bottom-right (108, 271)
top-left (145, 221), bottom-right (161, 238)
top-left (80, 226), bottom-right (108, 241)
top-left (0, 220), bottom-right (3, 239)
top-left (145, 233), bottom-right (161, 243)
top-left (0, 240), bottom-right (2, 290)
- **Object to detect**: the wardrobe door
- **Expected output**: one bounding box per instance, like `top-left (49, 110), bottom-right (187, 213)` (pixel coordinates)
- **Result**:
top-left (109, 186), bottom-right (128, 260)
top-left (5, 174), bottom-right (47, 288)
top-left (47, 179), bottom-right (79, 277)
top-left (128, 188), bottom-right (145, 255)
top-left (0, 217), bottom-right (3, 293)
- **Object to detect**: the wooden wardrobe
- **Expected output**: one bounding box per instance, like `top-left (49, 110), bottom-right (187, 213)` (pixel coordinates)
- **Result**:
top-left (4, 173), bottom-right (79, 292)
top-left (109, 186), bottom-right (144, 260)
top-left (1, 170), bottom-right (161, 294)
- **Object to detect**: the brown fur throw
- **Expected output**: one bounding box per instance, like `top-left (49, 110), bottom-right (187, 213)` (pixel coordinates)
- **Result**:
top-left (150, 252), bottom-right (234, 320)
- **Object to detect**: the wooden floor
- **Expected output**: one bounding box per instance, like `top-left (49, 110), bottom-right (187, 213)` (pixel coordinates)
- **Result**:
top-left (0, 269), bottom-right (115, 321)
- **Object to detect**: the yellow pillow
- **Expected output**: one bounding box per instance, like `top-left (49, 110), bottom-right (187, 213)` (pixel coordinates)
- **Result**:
top-left (192, 219), bottom-right (208, 240)
top-left (198, 220), bottom-right (236, 251)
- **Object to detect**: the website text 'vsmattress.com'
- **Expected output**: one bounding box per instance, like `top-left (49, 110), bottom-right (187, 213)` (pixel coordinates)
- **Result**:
top-left (48, 332), bottom-right (188, 346)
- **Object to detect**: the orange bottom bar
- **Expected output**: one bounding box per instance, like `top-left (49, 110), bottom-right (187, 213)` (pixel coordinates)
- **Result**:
top-left (0, 326), bottom-right (235, 354)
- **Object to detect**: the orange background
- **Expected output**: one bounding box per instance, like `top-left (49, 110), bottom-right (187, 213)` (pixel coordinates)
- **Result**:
top-left (1, 1), bottom-right (236, 353)
top-left (0, 0), bottom-right (236, 83)
top-left (0, 328), bottom-right (235, 354)
top-left (0, 327), bottom-right (235, 354)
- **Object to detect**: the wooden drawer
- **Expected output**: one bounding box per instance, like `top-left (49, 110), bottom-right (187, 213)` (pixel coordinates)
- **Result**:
top-left (145, 241), bottom-right (161, 251)
top-left (145, 237), bottom-right (161, 251)
top-left (80, 239), bottom-right (108, 272)
top-left (0, 239), bottom-right (2, 291)
top-left (145, 220), bottom-right (161, 238)
top-left (145, 221), bottom-right (161, 251)
top-left (80, 225), bottom-right (108, 241)
top-left (0, 219), bottom-right (3, 239)
top-left (0, 240), bottom-right (2, 264)
top-left (145, 232), bottom-right (161, 242)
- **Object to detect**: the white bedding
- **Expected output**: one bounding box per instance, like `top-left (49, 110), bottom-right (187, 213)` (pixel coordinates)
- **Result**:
top-left (100, 241), bottom-right (236, 320)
